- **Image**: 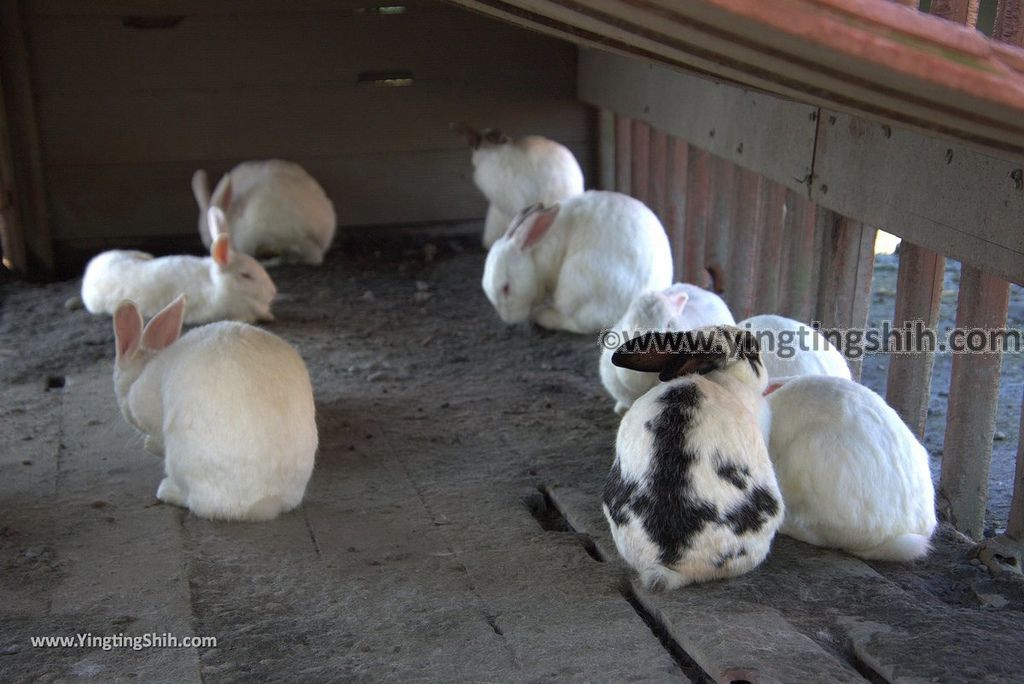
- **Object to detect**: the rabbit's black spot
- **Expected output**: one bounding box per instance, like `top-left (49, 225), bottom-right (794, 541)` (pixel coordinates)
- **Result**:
top-left (635, 383), bottom-right (718, 564)
top-left (603, 459), bottom-right (639, 526)
top-left (724, 486), bottom-right (779, 535)
top-left (713, 546), bottom-right (749, 569)
top-left (716, 462), bottom-right (750, 490)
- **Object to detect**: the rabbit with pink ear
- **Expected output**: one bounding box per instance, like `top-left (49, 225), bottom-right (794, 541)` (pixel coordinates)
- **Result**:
top-left (193, 159), bottom-right (336, 264)
top-left (112, 295), bottom-right (317, 521)
top-left (81, 207), bottom-right (277, 324)
top-left (600, 284), bottom-right (735, 414)
top-left (482, 191), bottom-right (673, 334)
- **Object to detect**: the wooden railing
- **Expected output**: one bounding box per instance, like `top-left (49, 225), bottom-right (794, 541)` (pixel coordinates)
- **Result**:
top-left (454, 0), bottom-right (1024, 549)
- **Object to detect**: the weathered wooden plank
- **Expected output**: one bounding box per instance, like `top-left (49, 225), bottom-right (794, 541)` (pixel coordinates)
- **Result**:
top-left (707, 156), bottom-right (737, 285)
top-left (458, 0), bottom-right (1024, 155)
top-left (597, 109), bottom-right (615, 191)
top-left (778, 191), bottom-right (818, 322)
top-left (930, 0), bottom-right (981, 25)
top-left (28, 0), bottom-right (436, 14)
top-left (665, 137), bottom-right (688, 280)
top-left (579, 49), bottom-right (817, 195)
top-left (811, 110), bottom-right (1024, 285)
top-left (1008, 391), bottom-right (1024, 541)
top-left (0, 0), bottom-right (54, 278)
top-left (577, 48), bottom-right (1024, 284)
top-left (683, 146), bottom-right (711, 286)
top-left (649, 128), bottom-right (668, 222)
top-left (630, 119), bottom-right (650, 205)
top-left (0, 70), bottom-right (26, 273)
top-left (939, 266), bottom-right (1011, 539)
top-left (994, 0), bottom-right (1024, 46)
top-left (727, 168), bottom-right (763, 319)
top-left (614, 114), bottom-right (632, 194)
top-left (753, 181), bottom-right (787, 315)
top-left (885, 244), bottom-right (946, 438)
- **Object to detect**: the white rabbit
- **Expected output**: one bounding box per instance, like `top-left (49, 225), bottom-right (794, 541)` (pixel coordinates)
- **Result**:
top-left (766, 375), bottom-right (936, 560)
top-left (192, 159), bottom-right (336, 264)
top-left (112, 295), bottom-right (317, 521)
top-left (603, 326), bottom-right (783, 590)
top-left (454, 124), bottom-right (584, 248)
top-left (82, 208), bottom-right (277, 324)
top-left (482, 191), bottom-right (673, 334)
top-left (600, 284), bottom-right (735, 414)
top-left (737, 314), bottom-right (851, 389)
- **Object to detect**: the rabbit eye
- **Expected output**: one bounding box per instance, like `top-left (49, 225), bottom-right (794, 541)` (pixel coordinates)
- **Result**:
top-left (501, 283), bottom-right (510, 296)
top-left (241, 273), bottom-right (254, 281)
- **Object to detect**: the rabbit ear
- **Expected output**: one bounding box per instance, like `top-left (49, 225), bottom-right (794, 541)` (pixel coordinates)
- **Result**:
top-left (141, 295), bottom-right (186, 351)
top-left (191, 169), bottom-right (210, 210)
top-left (612, 333), bottom-right (692, 379)
top-left (210, 175), bottom-right (233, 211)
top-left (613, 329), bottom-right (755, 382)
top-left (211, 233), bottom-right (233, 268)
top-left (207, 206), bottom-right (228, 241)
top-left (661, 289), bottom-right (689, 315)
top-left (515, 204), bottom-right (560, 250)
top-left (113, 300), bottom-right (143, 360)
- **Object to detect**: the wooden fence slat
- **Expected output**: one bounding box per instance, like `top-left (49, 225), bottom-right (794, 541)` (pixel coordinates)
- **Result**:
top-left (994, 0), bottom-right (1024, 47)
top-left (779, 191), bottom-right (818, 322)
top-left (939, 266), bottom-right (1011, 539)
top-left (753, 182), bottom-right (787, 315)
top-left (684, 146), bottom-right (711, 287)
top-left (649, 128), bottom-right (668, 222)
top-left (0, 73), bottom-right (26, 273)
top-left (708, 155), bottom-right (737, 282)
top-left (614, 114), bottom-right (632, 194)
top-left (0, 0), bottom-right (54, 278)
top-left (1008, 391), bottom-right (1024, 541)
top-left (630, 119), bottom-right (651, 205)
top-left (930, 0), bottom-right (981, 26)
top-left (727, 168), bottom-right (763, 319)
top-left (885, 243), bottom-right (946, 438)
top-left (597, 109), bottom-right (615, 192)
top-left (813, 210), bottom-right (876, 379)
top-left (666, 137), bottom-right (688, 280)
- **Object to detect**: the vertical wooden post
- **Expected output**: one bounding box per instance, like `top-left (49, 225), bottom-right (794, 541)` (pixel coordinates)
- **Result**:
top-left (939, 266), bottom-right (1010, 539)
top-left (994, 0), bottom-right (1024, 45)
top-left (753, 182), bottom-right (787, 315)
top-left (665, 137), bottom-right (688, 280)
top-left (0, 74), bottom-right (26, 273)
top-left (707, 156), bottom-right (737, 286)
top-left (1007, 392), bottom-right (1024, 541)
top-left (885, 244), bottom-right (945, 438)
top-left (597, 109), bottom-right (616, 192)
top-left (683, 146), bottom-right (711, 287)
top-left (649, 129), bottom-right (668, 222)
top-left (0, 0), bottom-right (54, 278)
top-left (727, 168), bottom-right (763, 319)
top-left (614, 115), bottom-right (632, 195)
top-left (930, 0), bottom-right (981, 25)
top-left (779, 191), bottom-right (818, 322)
top-left (813, 210), bottom-right (875, 379)
top-left (630, 120), bottom-right (651, 205)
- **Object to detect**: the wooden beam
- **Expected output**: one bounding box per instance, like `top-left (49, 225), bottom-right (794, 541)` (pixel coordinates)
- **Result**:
top-left (455, 0), bottom-right (1024, 155)
top-left (885, 244), bottom-right (946, 438)
top-left (0, 0), bottom-right (54, 278)
top-left (0, 67), bottom-right (26, 274)
top-left (577, 50), bottom-right (1024, 285)
top-left (938, 266), bottom-right (1011, 539)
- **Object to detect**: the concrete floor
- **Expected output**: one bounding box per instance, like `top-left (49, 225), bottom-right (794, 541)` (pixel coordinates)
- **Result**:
top-left (2, 228), bottom-right (1024, 682)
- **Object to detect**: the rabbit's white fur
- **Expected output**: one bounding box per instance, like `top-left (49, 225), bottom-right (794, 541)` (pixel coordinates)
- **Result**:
top-left (738, 314), bottom-right (851, 384)
top-left (600, 284), bottom-right (735, 414)
top-left (766, 375), bottom-right (936, 560)
top-left (482, 191), bottom-right (673, 334)
top-left (82, 209), bottom-right (276, 325)
top-left (112, 296), bottom-right (317, 521)
top-left (193, 159), bottom-right (336, 264)
top-left (603, 326), bottom-right (783, 590)
top-left (470, 134), bottom-right (584, 248)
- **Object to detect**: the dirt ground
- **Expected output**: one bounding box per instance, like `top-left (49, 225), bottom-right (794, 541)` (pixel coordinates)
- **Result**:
top-left (1, 226), bottom-right (1023, 682)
